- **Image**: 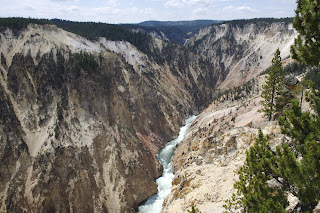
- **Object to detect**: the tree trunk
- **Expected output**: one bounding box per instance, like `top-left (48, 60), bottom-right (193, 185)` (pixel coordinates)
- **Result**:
top-left (269, 85), bottom-right (275, 121)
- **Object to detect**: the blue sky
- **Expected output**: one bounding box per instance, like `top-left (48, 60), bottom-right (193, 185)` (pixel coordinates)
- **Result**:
top-left (0, 0), bottom-right (297, 24)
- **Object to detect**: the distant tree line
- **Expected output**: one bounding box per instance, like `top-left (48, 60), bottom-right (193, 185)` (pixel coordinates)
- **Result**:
top-left (123, 24), bottom-right (186, 44)
top-left (0, 17), bottom-right (153, 55)
top-left (223, 17), bottom-right (294, 27)
top-left (50, 19), bottom-right (153, 55)
top-left (126, 20), bottom-right (221, 44)
top-left (0, 17), bottom-right (50, 30)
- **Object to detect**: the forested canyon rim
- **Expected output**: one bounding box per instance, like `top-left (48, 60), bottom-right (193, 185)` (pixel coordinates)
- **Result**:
top-left (0, 19), bottom-right (297, 212)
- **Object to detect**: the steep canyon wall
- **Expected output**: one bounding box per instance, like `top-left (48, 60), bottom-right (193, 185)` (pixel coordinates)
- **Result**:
top-left (0, 20), bottom-right (296, 212)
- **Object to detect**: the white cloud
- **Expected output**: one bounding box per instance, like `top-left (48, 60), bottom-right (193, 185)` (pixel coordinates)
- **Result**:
top-left (223, 5), bottom-right (258, 14)
top-left (78, 6), bottom-right (157, 23)
top-left (68, 6), bottom-right (80, 12)
top-left (164, 0), bottom-right (228, 8)
top-left (114, 7), bottom-right (157, 22)
top-left (164, 0), bottom-right (184, 8)
top-left (24, 4), bottom-right (35, 11)
top-left (50, 0), bottom-right (78, 2)
top-left (277, 0), bottom-right (296, 3)
top-left (237, 6), bottom-right (258, 13)
top-left (192, 7), bottom-right (208, 17)
top-left (106, 0), bottom-right (119, 7)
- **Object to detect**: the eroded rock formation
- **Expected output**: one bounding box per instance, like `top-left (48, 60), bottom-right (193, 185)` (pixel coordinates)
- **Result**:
top-left (0, 24), bottom-right (197, 212)
top-left (0, 20), bottom-right (297, 212)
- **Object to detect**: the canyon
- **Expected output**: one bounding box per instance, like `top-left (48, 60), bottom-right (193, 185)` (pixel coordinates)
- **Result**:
top-left (161, 76), bottom-right (286, 212)
top-left (0, 19), bottom-right (296, 212)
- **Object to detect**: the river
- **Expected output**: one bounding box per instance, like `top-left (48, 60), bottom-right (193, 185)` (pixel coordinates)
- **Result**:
top-left (137, 115), bottom-right (196, 213)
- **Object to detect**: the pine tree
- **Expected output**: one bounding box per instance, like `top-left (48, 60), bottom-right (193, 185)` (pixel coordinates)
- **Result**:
top-left (187, 205), bottom-right (201, 213)
top-left (291, 0), bottom-right (320, 66)
top-left (277, 91), bottom-right (320, 210)
top-left (224, 130), bottom-right (288, 213)
top-left (260, 49), bottom-right (285, 121)
top-left (225, 107), bottom-right (320, 211)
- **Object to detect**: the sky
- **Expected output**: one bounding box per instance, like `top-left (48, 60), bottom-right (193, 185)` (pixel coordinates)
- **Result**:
top-left (0, 0), bottom-right (297, 24)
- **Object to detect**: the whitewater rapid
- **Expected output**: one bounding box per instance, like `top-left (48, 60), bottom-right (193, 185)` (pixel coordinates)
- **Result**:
top-left (137, 115), bottom-right (196, 213)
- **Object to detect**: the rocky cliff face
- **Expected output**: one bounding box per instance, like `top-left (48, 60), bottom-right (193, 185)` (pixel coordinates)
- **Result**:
top-left (0, 20), bottom-right (297, 213)
top-left (187, 21), bottom-right (297, 90)
top-left (0, 24), bottom-right (200, 212)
